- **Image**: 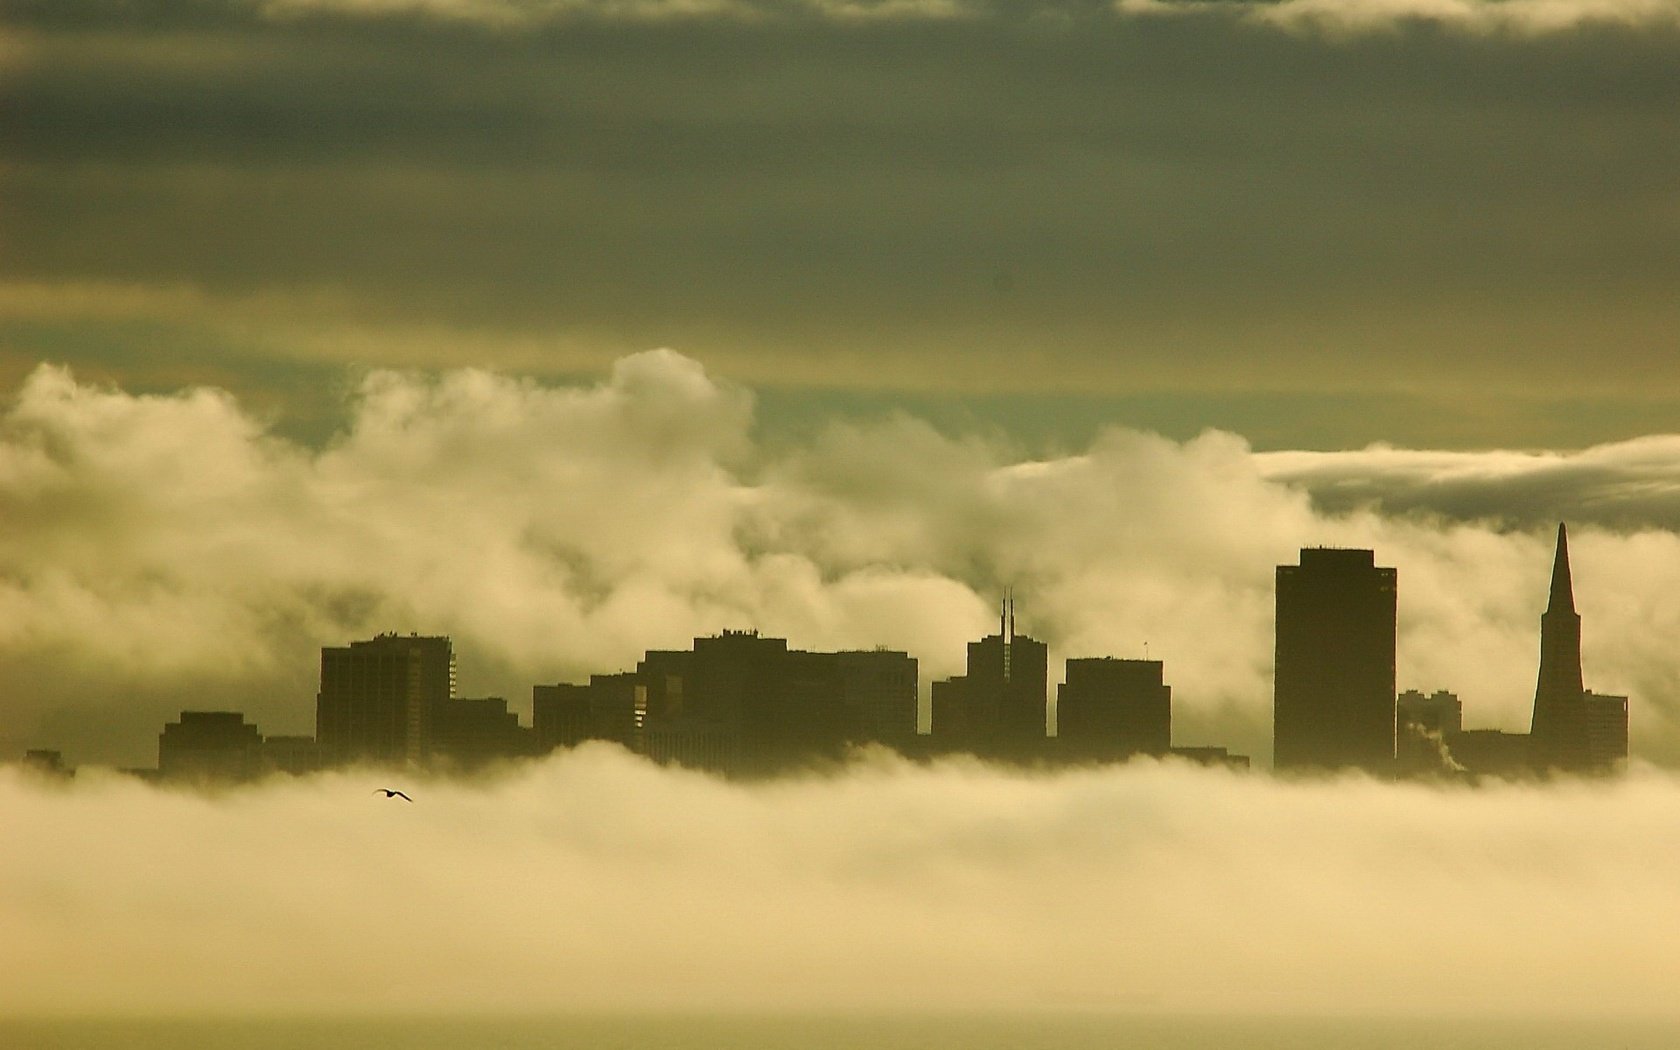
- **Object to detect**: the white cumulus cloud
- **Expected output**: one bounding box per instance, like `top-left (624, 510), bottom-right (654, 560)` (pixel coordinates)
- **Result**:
top-left (4, 350), bottom-right (1680, 767)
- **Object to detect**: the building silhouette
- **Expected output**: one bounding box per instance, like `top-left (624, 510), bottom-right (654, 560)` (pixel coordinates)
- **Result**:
top-left (682, 630), bottom-right (796, 773)
top-left (21, 749), bottom-right (74, 779)
top-left (430, 696), bottom-right (533, 769)
top-left (1528, 524), bottom-right (1595, 773)
top-left (1396, 689), bottom-right (1463, 773)
top-left (1397, 689), bottom-right (1463, 737)
top-left (929, 675), bottom-right (971, 749)
top-left (586, 672), bottom-right (646, 749)
top-left (158, 711), bottom-right (263, 783)
top-left (531, 682), bottom-right (594, 752)
top-left (1057, 657), bottom-right (1171, 761)
top-left (534, 674), bottom-right (645, 755)
top-left (534, 632), bottom-right (916, 775)
top-left (317, 634), bottom-right (456, 768)
top-left (261, 735), bottom-right (320, 775)
top-left (633, 648), bottom-right (717, 768)
top-left (931, 596), bottom-right (1048, 758)
top-left (671, 632), bottom-right (917, 772)
top-left (830, 649), bottom-right (919, 748)
top-left (1273, 548), bottom-right (1397, 774)
top-left (85, 522), bottom-right (1662, 782)
top-left (1450, 729), bottom-right (1532, 778)
top-left (1584, 690), bottom-right (1630, 771)
top-left (636, 649), bottom-right (692, 725)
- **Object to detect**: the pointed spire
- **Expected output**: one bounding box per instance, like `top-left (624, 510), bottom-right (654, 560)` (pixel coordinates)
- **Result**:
top-left (1547, 522), bottom-right (1576, 615)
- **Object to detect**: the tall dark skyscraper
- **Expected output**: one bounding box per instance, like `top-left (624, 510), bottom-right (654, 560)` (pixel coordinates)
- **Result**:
top-left (1529, 523), bottom-right (1594, 773)
top-left (317, 634), bottom-right (456, 767)
top-left (966, 628), bottom-right (1049, 750)
top-left (1273, 548), bottom-right (1397, 774)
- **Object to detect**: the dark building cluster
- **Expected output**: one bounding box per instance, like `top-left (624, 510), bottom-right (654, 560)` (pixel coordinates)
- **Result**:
top-left (924, 596), bottom-right (1224, 768)
top-left (528, 631), bottom-right (924, 775)
top-left (1276, 525), bottom-right (1628, 779)
top-left (103, 613), bottom-right (1241, 784)
top-left (10, 524), bottom-right (1628, 784)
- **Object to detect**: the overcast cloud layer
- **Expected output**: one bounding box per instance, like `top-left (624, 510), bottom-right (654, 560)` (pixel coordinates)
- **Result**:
top-left (5, 352), bottom-right (1680, 768)
top-left (8, 751), bottom-right (1680, 1018)
top-left (4, 0), bottom-right (1678, 447)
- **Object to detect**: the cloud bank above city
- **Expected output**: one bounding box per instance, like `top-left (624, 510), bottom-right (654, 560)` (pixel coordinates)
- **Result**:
top-left (6, 0), bottom-right (1679, 449)
top-left (5, 351), bottom-right (1680, 767)
top-left (7, 750), bottom-right (1680, 1017)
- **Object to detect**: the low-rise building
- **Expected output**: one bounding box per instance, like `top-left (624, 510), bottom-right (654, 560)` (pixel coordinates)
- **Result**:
top-left (159, 711), bottom-right (264, 784)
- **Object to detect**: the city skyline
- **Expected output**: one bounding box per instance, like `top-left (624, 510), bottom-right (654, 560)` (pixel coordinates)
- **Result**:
top-left (6, 2), bottom-right (1680, 773)
top-left (7, 0), bottom-right (1680, 1033)
top-left (4, 354), bottom-right (1672, 769)
top-left (24, 528), bottom-right (1625, 780)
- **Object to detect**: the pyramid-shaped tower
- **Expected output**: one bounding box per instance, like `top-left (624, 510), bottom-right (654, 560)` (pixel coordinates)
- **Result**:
top-left (1529, 523), bottom-right (1591, 772)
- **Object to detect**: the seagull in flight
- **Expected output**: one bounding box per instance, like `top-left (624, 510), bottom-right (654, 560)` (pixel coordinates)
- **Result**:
top-left (373, 788), bottom-right (413, 801)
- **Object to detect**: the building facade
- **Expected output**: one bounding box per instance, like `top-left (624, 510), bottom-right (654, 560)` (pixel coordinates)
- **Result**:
top-left (932, 597), bottom-right (1047, 758)
top-left (1583, 690), bottom-right (1629, 772)
top-left (317, 634), bottom-right (456, 768)
top-left (430, 696), bottom-right (531, 768)
top-left (158, 711), bottom-right (264, 783)
top-left (830, 649), bottom-right (919, 748)
top-left (1396, 688), bottom-right (1463, 773)
top-left (1273, 548), bottom-right (1397, 774)
top-left (1058, 657), bottom-right (1172, 761)
top-left (531, 682), bottom-right (595, 753)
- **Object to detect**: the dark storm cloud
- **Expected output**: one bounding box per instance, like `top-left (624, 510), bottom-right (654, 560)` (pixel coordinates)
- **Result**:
top-left (4, 0), bottom-right (1679, 440)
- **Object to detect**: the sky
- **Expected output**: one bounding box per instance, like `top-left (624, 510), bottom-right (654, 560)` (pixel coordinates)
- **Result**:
top-left (5, 0), bottom-right (1680, 448)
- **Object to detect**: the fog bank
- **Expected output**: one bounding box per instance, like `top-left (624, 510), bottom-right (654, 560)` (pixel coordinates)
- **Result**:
top-left (4, 749), bottom-right (1679, 1016)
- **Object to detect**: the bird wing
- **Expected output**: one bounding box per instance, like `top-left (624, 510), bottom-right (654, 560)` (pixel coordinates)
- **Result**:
top-left (394, 791), bottom-right (413, 801)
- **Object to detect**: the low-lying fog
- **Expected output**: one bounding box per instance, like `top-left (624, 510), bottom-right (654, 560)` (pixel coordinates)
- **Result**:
top-left (5, 748), bottom-right (1678, 1017)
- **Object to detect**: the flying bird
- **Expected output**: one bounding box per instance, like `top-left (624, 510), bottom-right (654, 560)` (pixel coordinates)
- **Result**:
top-left (373, 788), bottom-right (413, 801)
